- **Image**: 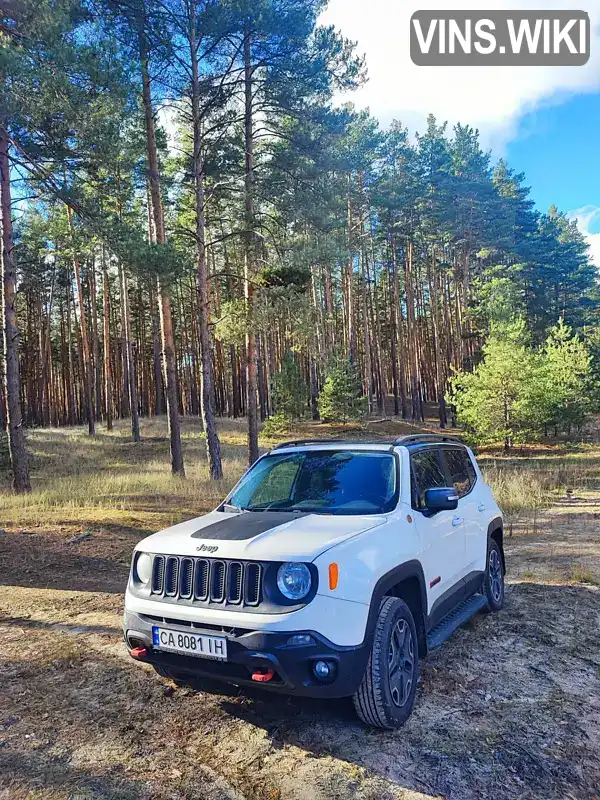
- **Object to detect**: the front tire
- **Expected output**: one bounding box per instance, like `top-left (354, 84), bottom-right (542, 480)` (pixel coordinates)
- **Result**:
top-left (353, 597), bottom-right (419, 729)
top-left (484, 540), bottom-right (505, 612)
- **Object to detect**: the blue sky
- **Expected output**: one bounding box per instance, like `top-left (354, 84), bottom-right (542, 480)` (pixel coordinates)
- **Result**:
top-left (320, 0), bottom-right (600, 264)
top-left (504, 92), bottom-right (600, 214)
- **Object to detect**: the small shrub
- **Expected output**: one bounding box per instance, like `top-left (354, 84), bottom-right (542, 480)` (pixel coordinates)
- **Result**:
top-left (318, 357), bottom-right (367, 424)
top-left (570, 563), bottom-right (598, 586)
top-left (270, 352), bottom-right (307, 422)
top-left (261, 411), bottom-right (291, 438)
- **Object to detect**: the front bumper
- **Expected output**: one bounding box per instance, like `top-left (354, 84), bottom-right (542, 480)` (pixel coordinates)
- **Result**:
top-left (124, 609), bottom-right (370, 698)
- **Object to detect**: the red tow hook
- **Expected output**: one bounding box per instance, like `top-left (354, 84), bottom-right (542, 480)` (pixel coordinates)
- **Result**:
top-left (251, 668), bottom-right (275, 683)
top-left (130, 646), bottom-right (148, 660)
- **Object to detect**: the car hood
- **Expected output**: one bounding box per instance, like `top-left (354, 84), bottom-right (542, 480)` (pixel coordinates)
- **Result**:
top-left (136, 510), bottom-right (387, 561)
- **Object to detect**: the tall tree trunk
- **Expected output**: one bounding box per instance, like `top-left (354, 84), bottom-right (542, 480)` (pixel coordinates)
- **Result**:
top-left (388, 244), bottom-right (399, 416)
top-left (392, 237), bottom-right (409, 419)
top-left (346, 176), bottom-right (357, 362)
top-left (0, 328), bottom-right (6, 431)
top-left (102, 252), bottom-right (113, 432)
top-left (137, 11), bottom-right (184, 475)
top-left (65, 281), bottom-right (76, 425)
top-left (66, 205), bottom-right (95, 435)
top-left (0, 127), bottom-right (30, 491)
top-left (244, 18), bottom-right (259, 465)
top-left (120, 264), bottom-right (140, 442)
top-left (428, 248), bottom-right (447, 428)
top-left (89, 264), bottom-right (102, 424)
top-left (189, 0), bottom-right (222, 479)
top-left (150, 282), bottom-right (164, 415)
top-left (404, 241), bottom-right (423, 422)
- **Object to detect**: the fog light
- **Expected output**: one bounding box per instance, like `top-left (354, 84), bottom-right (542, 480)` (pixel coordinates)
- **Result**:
top-left (313, 660), bottom-right (331, 680)
top-left (287, 634), bottom-right (315, 647)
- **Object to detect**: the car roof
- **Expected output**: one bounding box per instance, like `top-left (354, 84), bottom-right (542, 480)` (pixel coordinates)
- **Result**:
top-left (270, 436), bottom-right (468, 454)
top-left (269, 441), bottom-right (396, 453)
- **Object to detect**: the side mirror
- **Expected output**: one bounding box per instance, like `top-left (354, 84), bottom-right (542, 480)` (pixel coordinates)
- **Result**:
top-left (424, 487), bottom-right (459, 512)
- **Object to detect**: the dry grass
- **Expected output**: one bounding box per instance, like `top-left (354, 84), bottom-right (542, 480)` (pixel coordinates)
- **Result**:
top-left (475, 445), bottom-right (600, 538)
top-left (1, 416), bottom-right (600, 799)
top-left (2, 415), bottom-right (597, 534)
top-left (0, 418), bottom-right (250, 533)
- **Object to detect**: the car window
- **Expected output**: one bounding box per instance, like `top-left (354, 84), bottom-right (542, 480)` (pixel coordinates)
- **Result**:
top-left (443, 448), bottom-right (475, 498)
top-left (410, 449), bottom-right (447, 509)
top-left (227, 450), bottom-right (399, 515)
top-left (465, 454), bottom-right (477, 486)
top-left (248, 456), bottom-right (302, 507)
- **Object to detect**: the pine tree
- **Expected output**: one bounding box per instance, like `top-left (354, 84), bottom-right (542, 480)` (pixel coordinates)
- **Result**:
top-left (541, 318), bottom-right (590, 435)
top-left (271, 351), bottom-right (307, 422)
top-left (449, 320), bottom-right (542, 449)
top-left (318, 357), bottom-right (366, 424)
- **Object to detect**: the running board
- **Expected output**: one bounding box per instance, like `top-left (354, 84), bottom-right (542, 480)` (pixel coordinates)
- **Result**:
top-left (427, 594), bottom-right (488, 650)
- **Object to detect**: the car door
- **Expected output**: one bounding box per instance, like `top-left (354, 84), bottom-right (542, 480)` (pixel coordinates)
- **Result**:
top-left (410, 447), bottom-right (467, 615)
top-left (440, 447), bottom-right (482, 576)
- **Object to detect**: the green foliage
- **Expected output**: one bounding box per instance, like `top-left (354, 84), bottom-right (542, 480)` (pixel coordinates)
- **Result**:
top-left (270, 352), bottom-right (307, 421)
top-left (449, 320), bottom-right (543, 448)
top-left (318, 357), bottom-right (367, 424)
top-left (450, 318), bottom-right (592, 447)
top-left (213, 300), bottom-right (248, 347)
top-left (261, 411), bottom-right (292, 438)
top-left (539, 319), bottom-right (591, 433)
top-left (584, 327), bottom-right (600, 412)
top-left (258, 260), bottom-right (311, 292)
top-left (471, 276), bottom-right (524, 331)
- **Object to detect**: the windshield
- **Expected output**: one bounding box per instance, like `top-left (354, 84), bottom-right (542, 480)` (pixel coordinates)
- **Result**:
top-left (226, 450), bottom-right (398, 515)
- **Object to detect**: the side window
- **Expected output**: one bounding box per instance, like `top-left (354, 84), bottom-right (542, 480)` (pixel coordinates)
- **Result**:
top-left (443, 448), bottom-right (476, 498)
top-left (410, 449), bottom-right (447, 510)
top-left (465, 454), bottom-right (477, 486)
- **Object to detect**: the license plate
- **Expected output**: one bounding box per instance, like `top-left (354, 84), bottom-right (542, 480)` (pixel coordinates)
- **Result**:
top-left (152, 626), bottom-right (228, 661)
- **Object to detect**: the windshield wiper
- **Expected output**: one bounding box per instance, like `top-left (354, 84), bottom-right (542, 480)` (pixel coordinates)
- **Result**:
top-left (245, 504), bottom-right (303, 513)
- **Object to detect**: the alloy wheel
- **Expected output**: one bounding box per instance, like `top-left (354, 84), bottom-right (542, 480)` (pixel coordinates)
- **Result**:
top-left (388, 619), bottom-right (415, 707)
top-left (489, 549), bottom-right (503, 603)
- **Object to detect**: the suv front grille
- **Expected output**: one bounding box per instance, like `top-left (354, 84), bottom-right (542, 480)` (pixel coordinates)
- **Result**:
top-left (150, 555), bottom-right (263, 608)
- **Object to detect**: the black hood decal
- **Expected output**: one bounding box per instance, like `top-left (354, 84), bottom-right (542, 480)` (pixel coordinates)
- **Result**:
top-left (191, 511), bottom-right (309, 541)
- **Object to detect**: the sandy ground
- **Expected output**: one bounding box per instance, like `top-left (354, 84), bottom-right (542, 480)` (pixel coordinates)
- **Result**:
top-left (1, 495), bottom-right (599, 799)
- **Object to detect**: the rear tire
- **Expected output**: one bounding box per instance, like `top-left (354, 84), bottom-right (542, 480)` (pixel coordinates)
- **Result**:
top-left (353, 597), bottom-right (419, 729)
top-left (484, 540), bottom-right (505, 612)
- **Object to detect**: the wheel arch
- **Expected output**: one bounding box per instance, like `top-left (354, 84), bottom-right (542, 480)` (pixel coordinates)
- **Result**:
top-left (487, 517), bottom-right (505, 575)
top-left (365, 560), bottom-right (428, 657)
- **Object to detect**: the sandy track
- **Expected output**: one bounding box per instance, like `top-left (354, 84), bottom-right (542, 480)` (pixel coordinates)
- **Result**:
top-left (1, 497), bottom-right (599, 800)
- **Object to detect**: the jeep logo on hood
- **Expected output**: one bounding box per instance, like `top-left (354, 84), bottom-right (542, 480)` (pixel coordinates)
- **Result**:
top-left (196, 544), bottom-right (219, 554)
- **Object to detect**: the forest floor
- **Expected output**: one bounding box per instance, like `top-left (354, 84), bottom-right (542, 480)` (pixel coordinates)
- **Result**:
top-left (1, 417), bottom-right (600, 800)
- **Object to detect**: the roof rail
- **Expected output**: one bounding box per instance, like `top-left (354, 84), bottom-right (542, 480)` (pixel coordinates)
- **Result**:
top-left (271, 439), bottom-right (351, 450)
top-left (394, 433), bottom-right (464, 446)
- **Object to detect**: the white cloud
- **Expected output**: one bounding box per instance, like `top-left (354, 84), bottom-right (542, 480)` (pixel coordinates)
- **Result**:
top-left (320, 0), bottom-right (600, 149)
top-left (568, 205), bottom-right (600, 266)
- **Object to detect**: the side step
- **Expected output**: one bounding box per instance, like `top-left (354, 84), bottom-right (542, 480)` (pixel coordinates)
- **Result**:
top-left (427, 594), bottom-right (488, 650)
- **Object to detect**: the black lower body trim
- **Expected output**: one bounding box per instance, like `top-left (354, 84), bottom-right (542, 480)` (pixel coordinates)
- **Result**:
top-left (124, 611), bottom-right (370, 699)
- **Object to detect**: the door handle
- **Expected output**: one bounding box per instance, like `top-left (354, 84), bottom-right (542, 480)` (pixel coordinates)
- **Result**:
top-left (478, 504), bottom-right (485, 513)
top-left (452, 516), bottom-right (464, 527)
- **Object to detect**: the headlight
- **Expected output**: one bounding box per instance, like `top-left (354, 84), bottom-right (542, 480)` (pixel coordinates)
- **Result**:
top-left (135, 552), bottom-right (153, 585)
top-left (277, 562), bottom-right (312, 601)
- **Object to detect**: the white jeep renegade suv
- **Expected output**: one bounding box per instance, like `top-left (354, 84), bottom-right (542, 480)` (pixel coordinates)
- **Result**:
top-left (124, 435), bottom-right (505, 728)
